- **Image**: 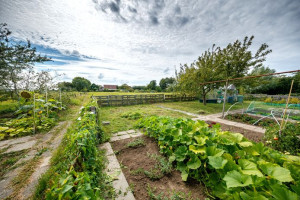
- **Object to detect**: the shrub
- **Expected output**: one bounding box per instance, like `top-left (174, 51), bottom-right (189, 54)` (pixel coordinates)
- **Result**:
top-left (290, 97), bottom-right (300, 104)
top-left (264, 97), bottom-right (272, 103)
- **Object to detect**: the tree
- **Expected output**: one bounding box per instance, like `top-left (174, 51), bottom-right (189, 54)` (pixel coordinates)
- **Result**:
top-left (176, 45), bottom-right (222, 105)
top-left (147, 80), bottom-right (157, 90)
top-left (72, 77), bottom-right (91, 91)
top-left (58, 82), bottom-right (74, 91)
top-left (159, 77), bottom-right (175, 91)
top-left (218, 36), bottom-right (272, 81)
top-left (90, 83), bottom-right (99, 91)
top-left (119, 84), bottom-right (133, 91)
top-left (0, 23), bottom-right (50, 97)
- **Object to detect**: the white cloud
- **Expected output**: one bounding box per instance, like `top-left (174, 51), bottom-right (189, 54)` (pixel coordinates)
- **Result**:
top-left (0, 0), bottom-right (299, 85)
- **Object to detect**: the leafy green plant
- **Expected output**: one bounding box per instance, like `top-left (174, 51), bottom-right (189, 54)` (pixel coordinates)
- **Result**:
top-left (137, 116), bottom-right (300, 199)
top-left (225, 113), bottom-right (277, 127)
top-left (264, 122), bottom-right (300, 155)
top-left (35, 100), bottom-right (114, 199)
top-left (127, 138), bottom-right (145, 148)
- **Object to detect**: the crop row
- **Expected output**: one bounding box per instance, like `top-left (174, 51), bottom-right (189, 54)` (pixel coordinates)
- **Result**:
top-left (40, 101), bottom-right (113, 199)
top-left (137, 116), bottom-right (300, 200)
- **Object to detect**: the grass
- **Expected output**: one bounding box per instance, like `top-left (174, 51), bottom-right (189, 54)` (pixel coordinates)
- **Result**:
top-left (0, 99), bottom-right (19, 115)
top-left (89, 92), bottom-right (173, 96)
top-left (158, 100), bottom-right (251, 115)
top-left (127, 138), bottom-right (145, 148)
top-left (0, 149), bottom-right (28, 179)
top-left (99, 104), bottom-right (191, 140)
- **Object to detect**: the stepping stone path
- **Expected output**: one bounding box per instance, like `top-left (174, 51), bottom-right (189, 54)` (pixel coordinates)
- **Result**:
top-left (99, 130), bottom-right (143, 200)
top-left (0, 121), bottom-right (72, 200)
top-left (157, 105), bottom-right (265, 135)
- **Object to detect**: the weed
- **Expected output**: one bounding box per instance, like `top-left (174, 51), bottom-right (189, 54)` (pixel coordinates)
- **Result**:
top-left (127, 138), bottom-right (145, 148)
top-left (130, 167), bottom-right (144, 175)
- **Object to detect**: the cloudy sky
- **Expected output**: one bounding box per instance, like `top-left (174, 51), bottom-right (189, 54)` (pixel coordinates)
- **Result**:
top-left (0, 0), bottom-right (299, 85)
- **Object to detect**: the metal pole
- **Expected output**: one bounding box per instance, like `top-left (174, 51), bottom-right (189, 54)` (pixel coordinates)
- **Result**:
top-left (222, 80), bottom-right (229, 118)
top-left (279, 80), bottom-right (294, 136)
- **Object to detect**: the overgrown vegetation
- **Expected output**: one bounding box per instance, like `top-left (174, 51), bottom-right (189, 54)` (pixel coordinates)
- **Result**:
top-left (137, 116), bottom-right (300, 199)
top-left (264, 122), bottom-right (300, 155)
top-left (33, 101), bottom-right (114, 199)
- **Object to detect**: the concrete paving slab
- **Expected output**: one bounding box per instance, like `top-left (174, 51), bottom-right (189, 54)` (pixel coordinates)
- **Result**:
top-left (5, 140), bottom-right (36, 153)
top-left (99, 142), bottom-right (135, 200)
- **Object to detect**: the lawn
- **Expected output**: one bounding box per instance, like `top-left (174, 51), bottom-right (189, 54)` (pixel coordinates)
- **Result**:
top-left (0, 100), bottom-right (19, 115)
top-left (157, 100), bottom-right (251, 115)
top-left (89, 92), bottom-right (174, 96)
top-left (99, 104), bottom-right (191, 140)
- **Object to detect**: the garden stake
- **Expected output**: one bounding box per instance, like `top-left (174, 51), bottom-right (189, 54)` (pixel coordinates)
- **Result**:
top-left (33, 93), bottom-right (36, 134)
top-left (222, 80), bottom-right (229, 118)
top-left (59, 88), bottom-right (62, 110)
top-left (279, 79), bottom-right (294, 137)
top-left (46, 86), bottom-right (49, 117)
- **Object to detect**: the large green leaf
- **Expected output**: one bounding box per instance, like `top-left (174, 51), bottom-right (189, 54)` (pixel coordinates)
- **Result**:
top-left (206, 146), bottom-right (224, 157)
top-left (174, 146), bottom-right (187, 162)
top-left (208, 156), bottom-right (228, 169)
top-left (181, 170), bottom-right (188, 181)
top-left (219, 132), bottom-right (243, 145)
top-left (238, 159), bottom-right (263, 177)
top-left (240, 191), bottom-right (268, 200)
top-left (187, 154), bottom-right (201, 169)
top-left (271, 185), bottom-right (298, 200)
top-left (238, 141), bottom-right (253, 147)
top-left (0, 127), bottom-right (9, 132)
top-left (189, 145), bottom-right (206, 154)
top-left (223, 170), bottom-right (253, 188)
top-left (259, 162), bottom-right (293, 182)
top-left (194, 135), bottom-right (208, 146)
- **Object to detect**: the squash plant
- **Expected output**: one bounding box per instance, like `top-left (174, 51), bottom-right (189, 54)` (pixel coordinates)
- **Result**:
top-left (0, 93), bottom-right (64, 140)
top-left (137, 116), bottom-right (300, 199)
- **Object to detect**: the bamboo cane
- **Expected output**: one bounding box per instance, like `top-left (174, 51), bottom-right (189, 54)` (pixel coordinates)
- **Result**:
top-left (279, 80), bottom-right (294, 136)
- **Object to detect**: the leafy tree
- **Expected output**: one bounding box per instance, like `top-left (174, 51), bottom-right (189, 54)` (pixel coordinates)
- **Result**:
top-left (58, 82), bottom-right (74, 91)
top-left (72, 77), bottom-right (91, 91)
top-left (90, 83), bottom-right (99, 91)
top-left (147, 80), bottom-right (157, 90)
top-left (176, 45), bottom-right (222, 105)
top-left (218, 36), bottom-right (272, 81)
top-left (159, 77), bottom-right (175, 91)
top-left (0, 23), bottom-right (50, 97)
top-left (119, 83), bottom-right (133, 91)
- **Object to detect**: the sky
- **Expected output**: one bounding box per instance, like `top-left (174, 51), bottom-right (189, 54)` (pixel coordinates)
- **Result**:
top-left (0, 0), bottom-right (300, 85)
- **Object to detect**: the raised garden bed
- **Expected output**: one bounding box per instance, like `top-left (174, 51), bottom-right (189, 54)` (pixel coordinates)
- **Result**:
top-left (111, 135), bottom-right (206, 200)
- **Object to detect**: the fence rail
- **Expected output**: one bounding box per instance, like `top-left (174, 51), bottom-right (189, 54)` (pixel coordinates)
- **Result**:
top-left (94, 94), bottom-right (197, 106)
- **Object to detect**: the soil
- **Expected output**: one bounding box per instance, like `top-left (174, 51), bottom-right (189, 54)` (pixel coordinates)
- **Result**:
top-left (111, 135), bottom-right (207, 200)
top-left (207, 121), bottom-right (264, 143)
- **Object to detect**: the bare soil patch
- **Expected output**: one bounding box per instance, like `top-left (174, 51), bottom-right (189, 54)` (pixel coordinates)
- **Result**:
top-left (111, 135), bottom-right (206, 200)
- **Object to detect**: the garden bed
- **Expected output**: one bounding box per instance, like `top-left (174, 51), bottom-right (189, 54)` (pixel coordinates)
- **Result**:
top-left (111, 135), bottom-right (207, 200)
top-left (207, 120), bottom-right (264, 142)
top-left (225, 113), bottom-right (278, 128)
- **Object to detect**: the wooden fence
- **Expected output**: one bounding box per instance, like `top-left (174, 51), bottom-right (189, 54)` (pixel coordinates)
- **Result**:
top-left (94, 94), bottom-right (197, 106)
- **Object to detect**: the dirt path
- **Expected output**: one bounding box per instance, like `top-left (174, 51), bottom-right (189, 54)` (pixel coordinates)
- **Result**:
top-left (0, 120), bottom-right (72, 200)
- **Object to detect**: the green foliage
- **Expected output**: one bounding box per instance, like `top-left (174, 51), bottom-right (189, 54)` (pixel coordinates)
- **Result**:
top-left (0, 100), bottom-right (18, 114)
top-left (72, 77), bottom-right (91, 91)
top-left (0, 94), bottom-right (66, 140)
top-left (43, 101), bottom-right (113, 199)
top-left (121, 111), bottom-right (143, 120)
top-left (127, 138), bottom-right (145, 148)
top-left (264, 122), bottom-right (300, 155)
top-left (159, 77), bottom-right (176, 91)
top-left (137, 116), bottom-right (300, 199)
top-left (225, 113), bottom-right (276, 127)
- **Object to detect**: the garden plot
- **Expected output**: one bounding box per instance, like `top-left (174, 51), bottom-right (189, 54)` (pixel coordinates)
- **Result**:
top-left (109, 134), bottom-right (206, 200)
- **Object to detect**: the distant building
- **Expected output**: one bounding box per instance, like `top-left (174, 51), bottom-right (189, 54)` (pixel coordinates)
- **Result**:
top-left (103, 85), bottom-right (117, 90)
